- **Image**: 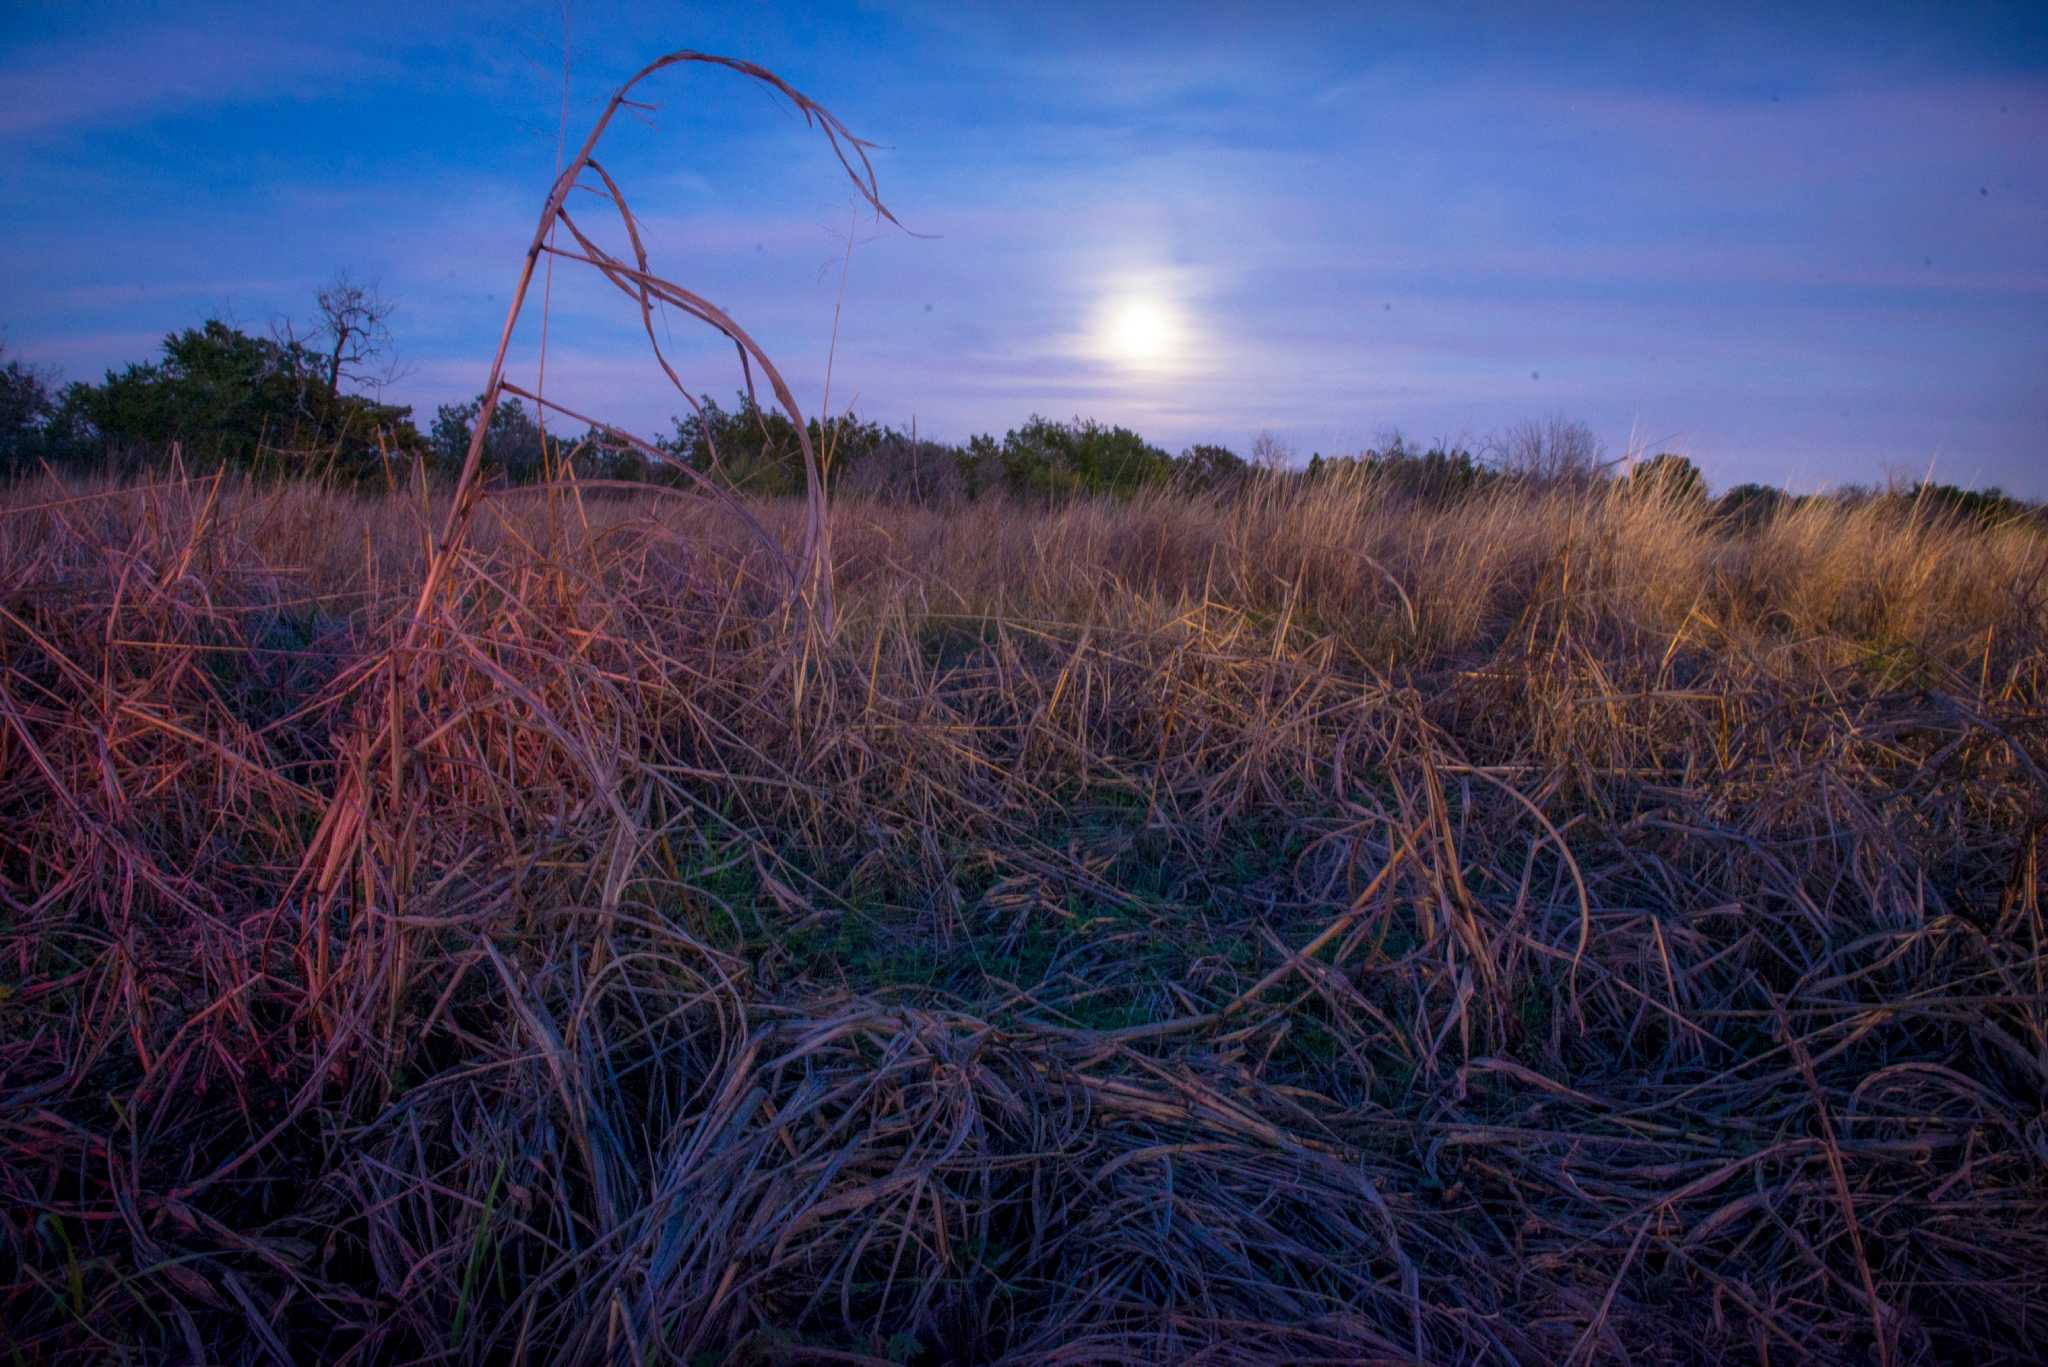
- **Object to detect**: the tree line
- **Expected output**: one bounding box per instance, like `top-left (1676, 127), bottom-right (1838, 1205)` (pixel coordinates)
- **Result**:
top-left (3, 293), bottom-right (2039, 527)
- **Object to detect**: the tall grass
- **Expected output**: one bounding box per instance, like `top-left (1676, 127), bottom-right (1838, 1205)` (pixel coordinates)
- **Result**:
top-left (2, 466), bottom-right (2044, 1363)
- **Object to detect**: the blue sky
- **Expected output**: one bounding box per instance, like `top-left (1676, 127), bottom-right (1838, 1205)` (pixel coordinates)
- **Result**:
top-left (3, 0), bottom-right (2044, 493)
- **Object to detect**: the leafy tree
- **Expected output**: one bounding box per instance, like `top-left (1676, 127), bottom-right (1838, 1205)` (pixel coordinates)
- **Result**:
top-left (1628, 453), bottom-right (1707, 505)
top-left (1175, 442), bottom-right (1249, 491)
top-left (996, 415), bottom-right (1174, 500)
top-left (1308, 432), bottom-right (1488, 502)
top-left (1367, 441), bottom-right (1487, 502)
top-left (85, 321), bottom-right (298, 464)
top-left (0, 345), bottom-right (61, 476)
top-left (430, 393), bottom-right (549, 482)
top-left (957, 432), bottom-right (1004, 500)
top-left (75, 319), bottom-right (417, 480)
top-left (654, 392), bottom-right (884, 498)
top-left (1895, 481), bottom-right (2038, 526)
top-left (1715, 482), bottom-right (1789, 529)
top-left (568, 424), bottom-right (656, 482)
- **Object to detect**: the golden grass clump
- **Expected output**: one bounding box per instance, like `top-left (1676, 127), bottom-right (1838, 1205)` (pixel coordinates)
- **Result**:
top-left (2, 465), bottom-right (2045, 1363)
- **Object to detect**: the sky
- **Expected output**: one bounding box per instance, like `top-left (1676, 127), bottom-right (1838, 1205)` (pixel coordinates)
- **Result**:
top-left (3, 0), bottom-right (2044, 494)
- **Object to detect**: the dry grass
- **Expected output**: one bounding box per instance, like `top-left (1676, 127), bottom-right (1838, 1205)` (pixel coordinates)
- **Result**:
top-left (2, 466), bottom-right (2045, 1363)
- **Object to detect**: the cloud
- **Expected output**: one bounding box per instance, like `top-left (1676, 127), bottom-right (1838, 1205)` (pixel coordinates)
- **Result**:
top-left (0, 18), bottom-right (383, 139)
top-left (38, 279), bottom-right (303, 310)
top-left (12, 329), bottom-right (169, 368)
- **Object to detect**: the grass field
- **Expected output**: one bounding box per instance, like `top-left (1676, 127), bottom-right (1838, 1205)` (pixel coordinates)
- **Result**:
top-left (3, 466), bottom-right (2045, 1362)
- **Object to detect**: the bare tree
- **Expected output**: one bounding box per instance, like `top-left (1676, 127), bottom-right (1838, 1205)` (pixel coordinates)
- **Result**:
top-left (1250, 429), bottom-right (1293, 473)
top-left (1486, 415), bottom-right (1611, 487)
top-left (314, 273), bottom-right (398, 395)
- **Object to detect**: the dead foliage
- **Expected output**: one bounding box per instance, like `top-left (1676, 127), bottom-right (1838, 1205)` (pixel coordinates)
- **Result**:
top-left (2, 462), bottom-right (2044, 1363)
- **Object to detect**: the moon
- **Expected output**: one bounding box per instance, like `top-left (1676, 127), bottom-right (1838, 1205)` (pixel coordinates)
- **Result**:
top-left (1095, 292), bottom-right (1184, 371)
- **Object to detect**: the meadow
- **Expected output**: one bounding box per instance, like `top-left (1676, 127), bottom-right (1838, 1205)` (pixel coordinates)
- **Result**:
top-left (2, 463), bottom-right (2044, 1362)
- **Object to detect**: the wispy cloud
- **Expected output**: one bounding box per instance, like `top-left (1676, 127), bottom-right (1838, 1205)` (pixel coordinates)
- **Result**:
top-left (12, 329), bottom-right (170, 368)
top-left (0, 18), bottom-right (382, 139)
